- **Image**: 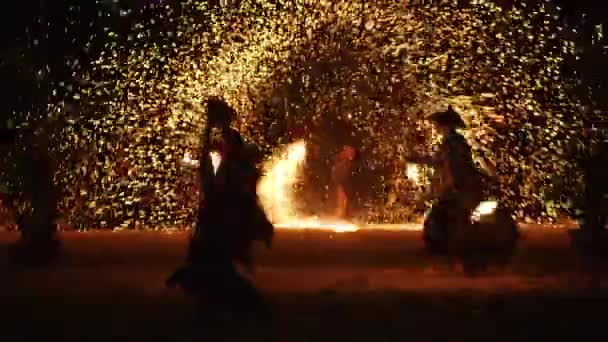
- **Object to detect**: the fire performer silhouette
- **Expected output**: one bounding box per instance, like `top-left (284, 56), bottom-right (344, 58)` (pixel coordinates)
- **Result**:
top-left (167, 98), bottom-right (273, 317)
top-left (6, 129), bottom-right (61, 267)
top-left (569, 122), bottom-right (608, 287)
top-left (0, 128), bottom-right (18, 228)
top-left (581, 139), bottom-right (608, 232)
top-left (405, 106), bottom-right (484, 261)
top-left (332, 144), bottom-right (357, 219)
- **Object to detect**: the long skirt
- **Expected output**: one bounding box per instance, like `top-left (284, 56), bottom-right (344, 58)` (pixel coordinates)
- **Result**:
top-left (423, 190), bottom-right (482, 255)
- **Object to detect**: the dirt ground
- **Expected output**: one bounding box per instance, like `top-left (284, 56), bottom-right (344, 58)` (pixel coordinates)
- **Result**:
top-left (1, 227), bottom-right (608, 341)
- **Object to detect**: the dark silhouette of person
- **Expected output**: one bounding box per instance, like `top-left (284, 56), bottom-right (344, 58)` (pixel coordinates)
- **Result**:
top-left (0, 128), bottom-right (18, 228)
top-left (581, 140), bottom-right (608, 232)
top-left (405, 106), bottom-right (484, 262)
top-left (167, 98), bottom-right (273, 317)
top-left (406, 106), bottom-right (483, 224)
top-left (570, 127), bottom-right (608, 287)
top-left (301, 137), bottom-right (328, 216)
top-left (7, 129), bottom-right (61, 267)
top-left (332, 145), bottom-right (357, 219)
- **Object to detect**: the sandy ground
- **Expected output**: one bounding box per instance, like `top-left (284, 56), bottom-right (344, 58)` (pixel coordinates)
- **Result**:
top-left (1, 227), bottom-right (608, 341)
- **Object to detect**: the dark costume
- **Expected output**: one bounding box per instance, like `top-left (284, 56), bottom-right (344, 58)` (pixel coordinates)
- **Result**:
top-left (411, 113), bottom-right (482, 212)
top-left (0, 129), bottom-right (17, 228)
top-left (581, 141), bottom-right (608, 231)
top-left (8, 131), bottom-right (61, 266)
top-left (301, 140), bottom-right (328, 216)
top-left (407, 107), bottom-right (484, 253)
top-left (192, 127), bottom-right (272, 268)
top-left (331, 145), bottom-right (357, 218)
top-left (167, 99), bottom-right (273, 314)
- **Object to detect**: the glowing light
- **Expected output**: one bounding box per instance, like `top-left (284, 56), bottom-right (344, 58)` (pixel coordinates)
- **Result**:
top-left (471, 200), bottom-right (498, 222)
top-left (406, 163), bottom-right (421, 185)
top-left (181, 151), bottom-right (221, 174)
top-left (476, 201), bottom-right (498, 216)
top-left (257, 140), bottom-right (359, 233)
top-left (257, 140), bottom-right (307, 223)
top-left (274, 217), bottom-right (359, 233)
top-left (209, 151), bottom-right (221, 174)
top-left (182, 152), bottom-right (198, 166)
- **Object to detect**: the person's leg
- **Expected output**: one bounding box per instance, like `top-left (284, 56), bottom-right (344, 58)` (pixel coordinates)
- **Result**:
top-left (424, 193), bottom-right (455, 274)
top-left (193, 252), bottom-right (265, 319)
top-left (599, 205), bottom-right (607, 231)
top-left (226, 267), bottom-right (267, 315)
top-left (583, 195), bottom-right (602, 231)
top-left (13, 191), bottom-right (60, 266)
top-left (451, 192), bottom-right (481, 274)
top-left (334, 184), bottom-right (348, 218)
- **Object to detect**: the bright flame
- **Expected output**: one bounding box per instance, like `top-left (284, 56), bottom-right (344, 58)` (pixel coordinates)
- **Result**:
top-left (274, 217), bottom-right (358, 233)
top-left (257, 140), bottom-right (359, 233)
top-left (182, 152), bottom-right (198, 166)
top-left (471, 200), bottom-right (498, 221)
top-left (406, 163), bottom-right (421, 184)
top-left (209, 151), bottom-right (221, 174)
top-left (182, 151), bottom-right (222, 174)
top-left (257, 140), bottom-right (307, 223)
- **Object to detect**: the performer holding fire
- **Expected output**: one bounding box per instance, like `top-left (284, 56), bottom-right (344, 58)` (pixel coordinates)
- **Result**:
top-left (167, 98), bottom-right (273, 317)
top-left (2, 126), bottom-right (61, 267)
top-left (405, 106), bottom-right (485, 269)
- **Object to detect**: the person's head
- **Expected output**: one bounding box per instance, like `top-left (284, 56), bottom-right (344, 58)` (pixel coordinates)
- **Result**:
top-left (205, 97), bottom-right (236, 128)
top-left (219, 128), bottom-right (244, 158)
top-left (431, 122), bottom-right (450, 135)
top-left (428, 105), bottom-right (466, 134)
top-left (343, 145), bottom-right (357, 160)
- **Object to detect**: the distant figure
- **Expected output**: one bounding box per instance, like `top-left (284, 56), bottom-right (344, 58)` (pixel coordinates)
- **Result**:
top-left (9, 130), bottom-right (61, 267)
top-left (332, 145), bottom-right (357, 219)
top-left (167, 98), bottom-right (273, 317)
top-left (581, 140), bottom-right (608, 232)
top-left (301, 137), bottom-right (328, 216)
top-left (0, 128), bottom-right (18, 229)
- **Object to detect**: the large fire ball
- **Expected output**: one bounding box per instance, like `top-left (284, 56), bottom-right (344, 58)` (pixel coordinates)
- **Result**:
top-left (42, 0), bottom-right (588, 228)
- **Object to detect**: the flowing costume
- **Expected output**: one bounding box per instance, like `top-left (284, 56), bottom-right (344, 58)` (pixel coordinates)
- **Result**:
top-left (168, 125), bottom-right (273, 313)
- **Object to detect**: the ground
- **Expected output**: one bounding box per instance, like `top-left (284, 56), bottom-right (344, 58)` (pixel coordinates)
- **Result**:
top-left (1, 227), bottom-right (607, 341)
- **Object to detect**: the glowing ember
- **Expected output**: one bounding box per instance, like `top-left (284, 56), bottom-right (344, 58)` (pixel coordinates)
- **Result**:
top-left (274, 219), bottom-right (359, 233)
top-left (471, 200), bottom-right (498, 221)
top-left (209, 151), bottom-right (221, 174)
top-left (182, 152), bottom-right (198, 167)
top-left (476, 201), bottom-right (498, 216)
top-left (181, 151), bottom-right (221, 174)
top-left (406, 163), bottom-right (421, 185)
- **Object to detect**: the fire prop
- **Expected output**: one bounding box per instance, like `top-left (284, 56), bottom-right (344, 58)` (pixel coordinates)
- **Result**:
top-left (406, 163), bottom-right (422, 185)
top-left (257, 140), bottom-right (306, 223)
top-left (257, 141), bottom-right (359, 233)
top-left (210, 152), bottom-right (221, 174)
top-left (182, 151), bottom-right (222, 174)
